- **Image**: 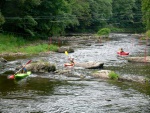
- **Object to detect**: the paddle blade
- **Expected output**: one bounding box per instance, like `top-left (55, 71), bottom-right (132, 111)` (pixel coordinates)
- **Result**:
top-left (65, 51), bottom-right (68, 56)
top-left (7, 75), bottom-right (15, 79)
top-left (26, 60), bottom-right (32, 65)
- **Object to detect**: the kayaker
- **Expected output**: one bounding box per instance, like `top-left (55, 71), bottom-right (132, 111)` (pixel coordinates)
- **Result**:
top-left (68, 56), bottom-right (75, 65)
top-left (20, 66), bottom-right (27, 73)
top-left (118, 48), bottom-right (124, 53)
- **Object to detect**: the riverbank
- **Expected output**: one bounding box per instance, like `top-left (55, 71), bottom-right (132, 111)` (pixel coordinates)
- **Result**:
top-left (0, 34), bottom-right (58, 56)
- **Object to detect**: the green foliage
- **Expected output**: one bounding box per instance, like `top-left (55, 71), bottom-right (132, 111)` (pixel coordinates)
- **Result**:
top-left (142, 0), bottom-right (150, 30)
top-left (97, 28), bottom-right (111, 36)
top-left (111, 0), bottom-right (143, 32)
top-left (0, 0), bottom-right (146, 37)
top-left (77, 0), bottom-right (112, 32)
top-left (0, 34), bottom-right (27, 52)
top-left (146, 30), bottom-right (150, 38)
top-left (108, 25), bottom-right (124, 32)
top-left (0, 12), bottom-right (5, 26)
top-left (108, 71), bottom-right (119, 80)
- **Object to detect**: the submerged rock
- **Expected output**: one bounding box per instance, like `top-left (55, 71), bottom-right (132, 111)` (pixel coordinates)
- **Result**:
top-left (126, 56), bottom-right (150, 63)
top-left (75, 61), bottom-right (104, 69)
top-left (119, 75), bottom-right (149, 84)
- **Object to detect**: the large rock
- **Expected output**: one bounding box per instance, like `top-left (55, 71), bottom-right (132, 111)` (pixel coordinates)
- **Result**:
top-left (26, 61), bottom-right (56, 73)
top-left (92, 70), bottom-right (111, 79)
top-left (126, 56), bottom-right (150, 63)
top-left (75, 61), bottom-right (104, 69)
top-left (0, 57), bottom-right (7, 63)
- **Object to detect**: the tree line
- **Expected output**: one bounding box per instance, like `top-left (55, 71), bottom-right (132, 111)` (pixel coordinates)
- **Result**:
top-left (0, 0), bottom-right (149, 39)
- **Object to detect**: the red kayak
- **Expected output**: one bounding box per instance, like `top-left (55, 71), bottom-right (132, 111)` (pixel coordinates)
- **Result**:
top-left (117, 52), bottom-right (129, 56)
top-left (64, 63), bottom-right (74, 67)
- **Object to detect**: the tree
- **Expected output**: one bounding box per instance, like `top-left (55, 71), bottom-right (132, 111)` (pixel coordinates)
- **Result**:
top-left (131, 0), bottom-right (144, 32)
top-left (67, 0), bottom-right (112, 32)
top-left (88, 0), bottom-right (112, 30)
top-left (1, 0), bottom-right (40, 37)
top-left (1, 0), bottom-right (78, 38)
top-left (111, 0), bottom-right (135, 28)
top-left (0, 12), bottom-right (5, 27)
top-left (35, 0), bottom-right (78, 37)
top-left (142, 0), bottom-right (150, 30)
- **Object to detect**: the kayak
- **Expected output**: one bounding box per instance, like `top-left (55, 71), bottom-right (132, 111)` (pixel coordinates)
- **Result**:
top-left (64, 63), bottom-right (74, 67)
top-left (8, 71), bottom-right (31, 80)
top-left (117, 52), bottom-right (129, 56)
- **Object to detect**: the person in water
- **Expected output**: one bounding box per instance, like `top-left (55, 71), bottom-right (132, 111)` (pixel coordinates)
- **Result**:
top-left (22, 67), bottom-right (27, 73)
top-left (19, 65), bottom-right (27, 73)
top-left (118, 48), bottom-right (124, 53)
top-left (68, 56), bottom-right (75, 65)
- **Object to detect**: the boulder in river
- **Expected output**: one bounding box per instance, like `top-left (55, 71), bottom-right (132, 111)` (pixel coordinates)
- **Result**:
top-left (92, 70), bottom-right (111, 79)
top-left (26, 61), bottom-right (56, 73)
top-left (75, 61), bottom-right (104, 69)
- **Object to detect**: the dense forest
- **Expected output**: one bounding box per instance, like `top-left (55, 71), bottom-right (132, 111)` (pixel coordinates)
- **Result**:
top-left (0, 0), bottom-right (150, 39)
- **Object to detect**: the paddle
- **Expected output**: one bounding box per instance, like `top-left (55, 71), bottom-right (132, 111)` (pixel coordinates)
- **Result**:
top-left (16, 60), bottom-right (32, 74)
top-left (65, 51), bottom-right (68, 56)
top-left (8, 60), bottom-right (32, 79)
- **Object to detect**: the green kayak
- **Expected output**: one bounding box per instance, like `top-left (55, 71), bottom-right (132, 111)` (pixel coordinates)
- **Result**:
top-left (8, 71), bottom-right (31, 80)
top-left (15, 71), bottom-right (31, 80)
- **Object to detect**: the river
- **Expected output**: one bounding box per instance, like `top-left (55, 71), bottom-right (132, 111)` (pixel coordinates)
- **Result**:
top-left (0, 33), bottom-right (150, 113)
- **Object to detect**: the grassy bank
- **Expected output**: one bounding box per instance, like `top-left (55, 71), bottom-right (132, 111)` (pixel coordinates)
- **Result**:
top-left (0, 34), bottom-right (58, 54)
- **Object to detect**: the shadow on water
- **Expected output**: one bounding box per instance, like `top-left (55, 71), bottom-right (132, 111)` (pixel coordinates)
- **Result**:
top-left (0, 75), bottom-right (79, 96)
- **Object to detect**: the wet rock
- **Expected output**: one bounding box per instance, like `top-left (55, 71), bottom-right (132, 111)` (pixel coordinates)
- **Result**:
top-left (26, 61), bottom-right (56, 73)
top-left (85, 43), bottom-right (91, 46)
top-left (55, 69), bottom-right (71, 74)
top-left (92, 70), bottom-right (111, 79)
top-left (95, 44), bottom-right (104, 46)
top-left (0, 57), bottom-right (7, 63)
top-left (126, 56), bottom-right (150, 63)
top-left (75, 61), bottom-right (104, 69)
top-left (57, 46), bottom-right (74, 53)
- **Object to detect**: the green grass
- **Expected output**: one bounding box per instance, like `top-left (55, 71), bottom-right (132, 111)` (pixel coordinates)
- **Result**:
top-left (19, 44), bottom-right (58, 54)
top-left (146, 30), bottom-right (150, 38)
top-left (108, 71), bottom-right (119, 80)
top-left (0, 33), bottom-right (58, 54)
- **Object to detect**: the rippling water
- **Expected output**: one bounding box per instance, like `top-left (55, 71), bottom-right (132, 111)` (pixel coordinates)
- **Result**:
top-left (0, 33), bottom-right (150, 113)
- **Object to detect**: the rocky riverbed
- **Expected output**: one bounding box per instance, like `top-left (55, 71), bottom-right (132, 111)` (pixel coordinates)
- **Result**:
top-left (0, 33), bottom-right (150, 113)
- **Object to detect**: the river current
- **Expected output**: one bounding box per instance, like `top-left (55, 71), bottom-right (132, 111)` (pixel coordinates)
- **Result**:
top-left (0, 33), bottom-right (150, 113)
